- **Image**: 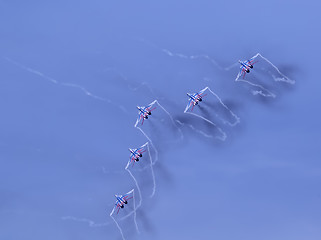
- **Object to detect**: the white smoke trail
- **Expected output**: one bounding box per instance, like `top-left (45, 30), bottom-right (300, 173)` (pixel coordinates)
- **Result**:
top-left (235, 53), bottom-right (295, 97)
top-left (235, 79), bottom-right (276, 98)
top-left (61, 216), bottom-right (111, 227)
top-left (134, 99), bottom-right (184, 164)
top-left (184, 111), bottom-right (227, 141)
top-left (256, 53), bottom-right (295, 84)
top-left (155, 100), bottom-right (184, 141)
top-left (125, 143), bottom-right (156, 198)
top-left (183, 86), bottom-right (241, 140)
top-left (109, 189), bottom-right (139, 240)
top-left (4, 57), bottom-right (128, 113)
top-left (176, 120), bottom-right (214, 139)
top-left (206, 87), bottom-right (240, 126)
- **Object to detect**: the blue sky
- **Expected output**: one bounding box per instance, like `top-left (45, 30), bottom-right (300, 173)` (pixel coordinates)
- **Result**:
top-left (0, 1), bottom-right (320, 239)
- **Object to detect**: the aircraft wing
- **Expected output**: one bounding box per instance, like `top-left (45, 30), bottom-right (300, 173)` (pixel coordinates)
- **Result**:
top-left (246, 56), bottom-right (258, 65)
top-left (129, 152), bottom-right (137, 162)
top-left (187, 97), bottom-right (194, 108)
top-left (146, 105), bottom-right (156, 113)
top-left (123, 194), bottom-right (133, 201)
